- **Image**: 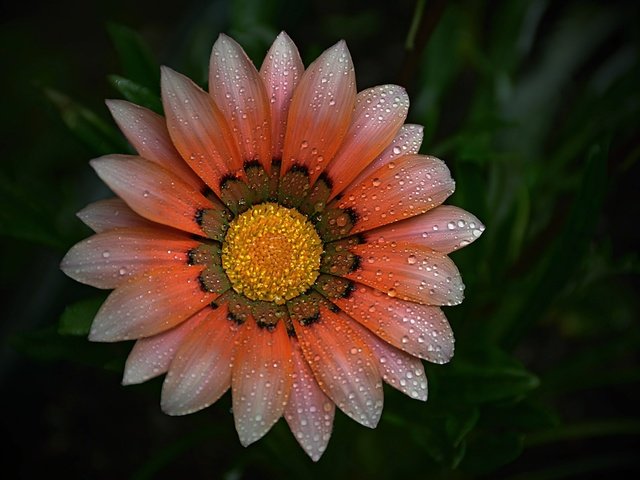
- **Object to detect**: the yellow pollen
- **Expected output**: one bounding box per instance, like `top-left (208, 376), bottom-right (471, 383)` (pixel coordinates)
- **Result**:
top-left (221, 203), bottom-right (323, 305)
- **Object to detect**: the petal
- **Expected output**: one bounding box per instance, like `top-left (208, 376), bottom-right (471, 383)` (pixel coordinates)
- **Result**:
top-left (106, 99), bottom-right (203, 189)
top-left (281, 41), bottom-right (356, 181)
top-left (90, 155), bottom-right (217, 236)
top-left (324, 85), bottom-right (409, 198)
top-left (353, 321), bottom-right (428, 400)
top-left (209, 34), bottom-right (272, 171)
top-left (284, 338), bottom-right (335, 461)
top-left (60, 227), bottom-right (198, 289)
top-left (122, 306), bottom-right (211, 385)
top-left (89, 264), bottom-right (217, 342)
top-left (260, 32), bottom-right (304, 159)
top-left (293, 307), bottom-right (383, 428)
top-left (363, 205), bottom-right (486, 254)
top-left (350, 124), bottom-right (424, 187)
top-left (161, 304), bottom-right (240, 415)
top-left (232, 319), bottom-right (293, 446)
top-left (161, 66), bottom-right (243, 195)
top-left (335, 154), bottom-right (455, 234)
top-left (76, 198), bottom-right (156, 233)
top-left (331, 283), bottom-right (454, 364)
top-left (345, 240), bottom-right (465, 306)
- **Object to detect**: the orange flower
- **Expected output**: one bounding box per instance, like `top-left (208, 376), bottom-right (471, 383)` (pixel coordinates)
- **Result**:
top-left (61, 32), bottom-right (484, 461)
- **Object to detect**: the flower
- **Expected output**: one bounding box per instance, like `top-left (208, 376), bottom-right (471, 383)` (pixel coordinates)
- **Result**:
top-left (61, 32), bottom-right (484, 461)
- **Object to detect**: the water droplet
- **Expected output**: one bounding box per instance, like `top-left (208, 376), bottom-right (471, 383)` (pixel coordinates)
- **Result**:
top-left (407, 255), bottom-right (417, 264)
top-left (392, 146), bottom-right (402, 155)
top-left (102, 251), bottom-right (110, 258)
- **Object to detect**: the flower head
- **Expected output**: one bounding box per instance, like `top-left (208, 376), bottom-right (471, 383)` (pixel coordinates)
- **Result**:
top-left (61, 32), bottom-right (484, 461)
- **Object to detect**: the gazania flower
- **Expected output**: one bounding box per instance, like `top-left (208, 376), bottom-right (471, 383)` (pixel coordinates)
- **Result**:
top-left (61, 32), bottom-right (484, 461)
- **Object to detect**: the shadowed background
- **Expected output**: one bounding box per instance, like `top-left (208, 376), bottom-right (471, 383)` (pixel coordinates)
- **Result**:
top-left (1, 0), bottom-right (639, 478)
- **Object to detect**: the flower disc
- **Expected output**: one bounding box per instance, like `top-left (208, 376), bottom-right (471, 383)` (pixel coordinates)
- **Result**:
top-left (222, 202), bottom-right (323, 304)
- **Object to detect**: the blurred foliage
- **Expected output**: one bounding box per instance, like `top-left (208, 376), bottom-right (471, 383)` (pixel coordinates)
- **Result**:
top-left (1, 0), bottom-right (639, 478)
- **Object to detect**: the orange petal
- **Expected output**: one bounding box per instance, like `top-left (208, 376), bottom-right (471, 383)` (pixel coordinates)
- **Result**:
top-left (209, 34), bottom-right (272, 171)
top-left (325, 85), bottom-right (409, 198)
top-left (122, 306), bottom-right (211, 385)
top-left (353, 321), bottom-right (428, 400)
top-left (260, 32), bottom-right (304, 160)
top-left (345, 240), bottom-right (464, 306)
top-left (161, 66), bottom-right (243, 195)
top-left (332, 283), bottom-right (454, 364)
top-left (161, 304), bottom-right (240, 415)
top-left (90, 155), bottom-right (216, 236)
top-left (284, 338), bottom-right (335, 461)
top-left (281, 41), bottom-right (356, 181)
top-left (106, 99), bottom-right (203, 189)
top-left (293, 307), bottom-right (383, 428)
top-left (61, 226), bottom-right (198, 289)
top-left (350, 123), bottom-right (423, 187)
top-left (335, 154), bottom-right (455, 234)
top-left (363, 205), bottom-right (485, 254)
top-left (76, 198), bottom-right (156, 233)
top-left (232, 319), bottom-right (293, 446)
top-left (89, 264), bottom-right (217, 342)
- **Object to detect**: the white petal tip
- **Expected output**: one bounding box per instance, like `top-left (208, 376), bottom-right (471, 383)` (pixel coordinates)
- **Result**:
top-left (121, 376), bottom-right (137, 386)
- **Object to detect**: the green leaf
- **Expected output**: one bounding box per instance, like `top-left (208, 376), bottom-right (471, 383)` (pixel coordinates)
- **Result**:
top-left (44, 88), bottom-right (129, 155)
top-left (58, 295), bottom-right (106, 336)
top-left (481, 399), bottom-right (560, 432)
top-left (107, 23), bottom-right (160, 92)
top-left (108, 75), bottom-right (163, 114)
top-left (441, 359), bottom-right (539, 404)
top-left (499, 142), bottom-right (609, 347)
top-left (10, 326), bottom-right (125, 371)
top-left (446, 407), bottom-right (480, 447)
top-left (0, 174), bottom-right (67, 248)
top-left (461, 430), bottom-right (524, 474)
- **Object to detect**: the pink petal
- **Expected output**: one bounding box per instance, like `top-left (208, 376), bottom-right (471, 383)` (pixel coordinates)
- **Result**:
top-left (122, 306), bottom-right (211, 385)
top-left (60, 227), bottom-right (197, 289)
top-left (281, 41), bottom-right (356, 182)
top-left (76, 198), bottom-right (156, 233)
top-left (209, 34), bottom-right (272, 171)
top-left (161, 304), bottom-right (240, 415)
top-left (345, 240), bottom-right (465, 306)
top-left (90, 155), bottom-right (216, 236)
top-left (351, 123), bottom-right (424, 187)
top-left (89, 265), bottom-right (217, 342)
top-left (260, 32), bottom-right (304, 160)
top-left (354, 321), bottom-right (428, 400)
top-left (284, 338), bottom-right (335, 461)
top-left (106, 99), bottom-right (203, 189)
top-left (335, 154), bottom-right (455, 234)
top-left (232, 319), bottom-right (293, 446)
top-left (332, 283), bottom-right (454, 364)
top-left (161, 66), bottom-right (243, 195)
top-left (325, 85), bottom-right (409, 198)
top-left (364, 205), bottom-right (485, 253)
top-left (293, 307), bottom-right (383, 428)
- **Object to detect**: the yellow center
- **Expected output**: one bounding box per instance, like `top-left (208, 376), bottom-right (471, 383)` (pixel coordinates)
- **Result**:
top-left (221, 203), bottom-right (323, 305)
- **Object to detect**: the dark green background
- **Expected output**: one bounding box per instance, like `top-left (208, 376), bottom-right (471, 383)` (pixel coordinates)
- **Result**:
top-left (1, 0), bottom-right (638, 478)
